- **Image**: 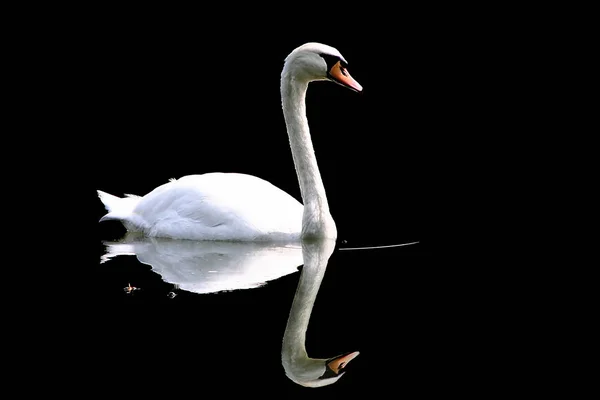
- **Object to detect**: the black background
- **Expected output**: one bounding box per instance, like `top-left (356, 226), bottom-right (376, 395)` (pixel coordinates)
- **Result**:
top-left (35, 5), bottom-right (532, 397)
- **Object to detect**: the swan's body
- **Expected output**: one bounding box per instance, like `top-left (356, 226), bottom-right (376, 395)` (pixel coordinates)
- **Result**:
top-left (99, 174), bottom-right (303, 241)
top-left (98, 42), bottom-right (362, 241)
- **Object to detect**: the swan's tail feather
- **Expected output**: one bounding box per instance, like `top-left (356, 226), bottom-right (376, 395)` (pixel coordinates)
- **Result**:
top-left (97, 190), bottom-right (140, 222)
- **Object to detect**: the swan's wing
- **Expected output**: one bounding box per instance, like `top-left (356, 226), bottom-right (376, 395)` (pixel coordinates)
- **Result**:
top-left (132, 173), bottom-right (302, 239)
top-left (134, 177), bottom-right (234, 228)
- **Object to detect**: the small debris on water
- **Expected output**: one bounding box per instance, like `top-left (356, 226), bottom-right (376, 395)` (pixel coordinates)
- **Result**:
top-left (124, 283), bottom-right (140, 294)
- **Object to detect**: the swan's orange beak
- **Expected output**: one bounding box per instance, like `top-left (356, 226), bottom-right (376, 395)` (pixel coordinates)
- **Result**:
top-left (326, 351), bottom-right (360, 374)
top-left (328, 61), bottom-right (363, 92)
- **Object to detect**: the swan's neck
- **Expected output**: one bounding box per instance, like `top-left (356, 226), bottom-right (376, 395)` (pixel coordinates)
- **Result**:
top-left (281, 74), bottom-right (337, 239)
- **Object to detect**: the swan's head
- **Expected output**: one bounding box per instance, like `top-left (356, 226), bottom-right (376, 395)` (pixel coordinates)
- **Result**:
top-left (283, 350), bottom-right (360, 388)
top-left (283, 42), bottom-right (362, 92)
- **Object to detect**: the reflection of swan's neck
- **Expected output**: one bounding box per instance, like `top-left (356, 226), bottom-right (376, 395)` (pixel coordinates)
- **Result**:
top-left (281, 239), bottom-right (337, 386)
top-left (282, 251), bottom-right (328, 361)
top-left (281, 73), bottom-right (336, 240)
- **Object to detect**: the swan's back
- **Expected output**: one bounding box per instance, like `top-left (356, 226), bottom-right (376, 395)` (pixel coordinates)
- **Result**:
top-left (129, 173), bottom-right (303, 241)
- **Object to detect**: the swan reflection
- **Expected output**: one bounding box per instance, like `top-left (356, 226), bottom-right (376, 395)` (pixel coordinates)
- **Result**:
top-left (282, 239), bottom-right (359, 387)
top-left (100, 234), bottom-right (359, 386)
top-left (100, 233), bottom-right (303, 294)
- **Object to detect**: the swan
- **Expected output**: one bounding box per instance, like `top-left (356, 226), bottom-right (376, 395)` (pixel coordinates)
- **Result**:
top-left (97, 42), bottom-right (362, 241)
top-left (282, 238), bottom-right (359, 387)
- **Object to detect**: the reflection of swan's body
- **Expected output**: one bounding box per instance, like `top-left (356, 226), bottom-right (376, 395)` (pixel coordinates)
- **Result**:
top-left (97, 42), bottom-right (362, 241)
top-left (282, 239), bottom-right (359, 387)
top-left (101, 233), bottom-right (303, 294)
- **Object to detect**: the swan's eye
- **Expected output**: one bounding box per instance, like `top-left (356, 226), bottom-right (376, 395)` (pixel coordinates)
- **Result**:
top-left (320, 53), bottom-right (342, 70)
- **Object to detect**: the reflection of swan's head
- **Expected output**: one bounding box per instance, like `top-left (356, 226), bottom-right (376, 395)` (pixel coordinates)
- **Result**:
top-left (284, 351), bottom-right (360, 388)
top-left (283, 42), bottom-right (362, 92)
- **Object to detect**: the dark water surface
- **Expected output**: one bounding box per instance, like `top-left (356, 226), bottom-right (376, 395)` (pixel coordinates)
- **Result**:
top-left (78, 232), bottom-right (444, 396)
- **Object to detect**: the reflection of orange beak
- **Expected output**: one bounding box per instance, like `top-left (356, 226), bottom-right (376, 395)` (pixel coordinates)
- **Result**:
top-left (328, 61), bottom-right (363, 92)
top-left (327, 351), bottom-right (360, 374)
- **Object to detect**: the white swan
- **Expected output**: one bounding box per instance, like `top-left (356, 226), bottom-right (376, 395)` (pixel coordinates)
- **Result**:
top-left (282, 238), bottom-right (359, 387)
top-left (97, 42), bottom-right (362, 241)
